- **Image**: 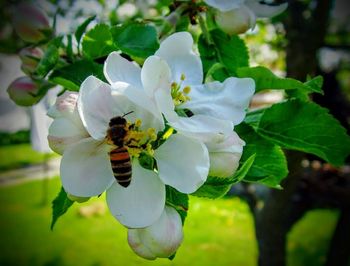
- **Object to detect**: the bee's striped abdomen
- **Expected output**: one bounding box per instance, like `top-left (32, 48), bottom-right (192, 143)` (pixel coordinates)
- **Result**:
top-left (109, 147), bottom-right (132, 187)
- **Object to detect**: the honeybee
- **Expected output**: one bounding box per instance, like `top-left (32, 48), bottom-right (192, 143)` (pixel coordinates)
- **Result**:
top-left (107, 112), bottom-right (133, 188)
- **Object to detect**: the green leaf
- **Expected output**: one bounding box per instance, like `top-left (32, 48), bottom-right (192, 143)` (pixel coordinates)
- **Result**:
top-left (138, 152), bottom-right (154, 170)
top-left (75, 15), bottom-right (96, 45)
top-left (191, 176), bottom-right (232, 199)
top-left (244, 109), bottom-right (265, 129)
top-left (111, 23), bottom-right (159, 58)
top-left (256, 99), bottom-right (350, 166)
top-left (66, 35), bottom-right (74, 61)
top-left (168, 253), bottom-right (176, 260)
top-left (165, 186), bottom-right (188, 224)
top-left (49, 59), bottom-right (104, 91)
top-left (35, 39), bottom-right (61, 77)
top-left (82, 24), bottom-right (117, 59)
top-left (236, 66), bottom-right (324, 95)
top-left (305, 75), bottom-right (324, 92)
top-left (199, 29), bottom-right (249, 80)
top-left (236, 123), bottom-right (288, 188)
top-left (191, 154), bottom-right (256, 198)
top-left (51, 187), bottom-right (74, 230)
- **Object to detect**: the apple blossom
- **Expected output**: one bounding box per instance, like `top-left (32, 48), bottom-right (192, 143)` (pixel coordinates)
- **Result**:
top-left (48, 50), bottom-right (213, 229)
top-left (7, 76), bottom-right (44, 106)
top-left (47, 91), bottom-right (89, 154)
top-left (19, 47), bottom-right (44, 75)
top-left (12, 3), bottom-right (51, 43)
top-left (138, 32), bottom-right (255, 177)
top-left (127, 206), bottom-right (183, 260)
top-left (204, 0), bottom-right (288, 34)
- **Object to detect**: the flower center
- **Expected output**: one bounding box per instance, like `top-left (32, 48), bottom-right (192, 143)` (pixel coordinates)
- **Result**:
top-left (124, 119), bottom-right (157, 158)
top-left (171, 73), bottom-right (191, 106)
top-left (106, 118), bottom-right (156, 158)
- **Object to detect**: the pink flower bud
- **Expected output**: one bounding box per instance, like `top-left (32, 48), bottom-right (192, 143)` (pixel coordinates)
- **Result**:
top-left (127, 206), bottom-right (183, 260)
top-left (7, 76), bottom-right (43, 106)
top-left (19, 47), bottom-right (44, 75)
top-left (216, 5), bottom-right (256, 35)
top-left (47, 91), bottom-right (79, 119)
top-left (12, 3), bottom-right (51, 43)
top-left (47, 91), bottom-right (89, 155)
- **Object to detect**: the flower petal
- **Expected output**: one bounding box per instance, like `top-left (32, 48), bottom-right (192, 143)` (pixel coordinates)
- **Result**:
top-left (128, 206), bottom-right (183, 259)
top-left (208, 132), bottom-right (245, 177)
top-left (60, 138), bottom-right (114, 197)
top-left (181, 77), bottom-right (255, 125)
top-left (170, 114), bottom-right (234, 144)
top-left (47, 91), bottom-right (79, 119)
top-left (78, 76), bottom-right (115, 140)
top-left (204, 0), bottom-right (244, 12)
top-left (48, 117), bottom-right (88, 154)
top-left (111, 82), bottom-right (164, 132)
top-left (104, 52), bottom-right (142, 88)
top-left (47, 91), bottom-right (89, 154)
top-left (205, 129), bottom-right (244, 151)
top-left (216, 6), bottom-right (256, 34)
top-left (141, 55), bottom-right (171, 97)
top-left (245, 0), bottom-right (288, 18)
top-left (155, 32), bottom-right (203, 86)
top-left (106, 160), bottom-right (165, 228)
top-left (128, 230), bottom-right (157, 260)
top-left (154, 134), bottom-right (209, 193)
top-left (154, 89), bottom-right (177, 121)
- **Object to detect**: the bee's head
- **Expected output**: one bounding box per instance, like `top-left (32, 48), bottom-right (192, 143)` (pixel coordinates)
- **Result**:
top-left (109, 116), bottom-right (127, 126)
top-left (109, 111), bottom-right (134, 127)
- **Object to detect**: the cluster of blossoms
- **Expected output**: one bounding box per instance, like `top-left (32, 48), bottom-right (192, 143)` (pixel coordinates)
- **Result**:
top-left (47, 32), bottom-right (254, 259)
top-left (204, 0), bottom-right (288, 34)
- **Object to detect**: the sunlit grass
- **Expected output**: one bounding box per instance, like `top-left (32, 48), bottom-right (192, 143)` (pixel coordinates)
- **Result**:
top-left (288, 209), bottom-right (338, 266)
top-left (0, 178), bottom-right (258, 266)
top-left (0, 144), bottom-right (58, 172)
top-left (0, 177), bottom-right (338, 266)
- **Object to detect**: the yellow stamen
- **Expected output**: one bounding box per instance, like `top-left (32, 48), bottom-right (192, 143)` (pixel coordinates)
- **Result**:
top-left (163, 127), bottom-right (174, 139)
top-left (171, 82), bottom-right (177, 90)
top-left (135, 119), bottom-right (142, 128)
top-left (183, 86), bottom-right (191, 94)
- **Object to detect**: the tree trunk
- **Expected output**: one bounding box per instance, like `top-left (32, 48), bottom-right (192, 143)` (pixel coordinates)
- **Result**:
top-left (256, 152), bottom-right (305, 266)
top-left (255, 1), bottom-right (332, 265)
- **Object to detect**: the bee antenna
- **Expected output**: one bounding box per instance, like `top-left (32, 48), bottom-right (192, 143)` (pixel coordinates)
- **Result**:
top-left (122, 111), bottom-right (134, 117)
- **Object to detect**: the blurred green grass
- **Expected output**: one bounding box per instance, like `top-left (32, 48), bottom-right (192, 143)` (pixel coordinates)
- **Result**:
top-left (0, 144), bottom-right (58, 172)
top-left (0, 179), bottom-right (338, 266)
top-left (0, 179), bottom-right (258, 266)
top-left (0, 144), bottom-right (339, 266)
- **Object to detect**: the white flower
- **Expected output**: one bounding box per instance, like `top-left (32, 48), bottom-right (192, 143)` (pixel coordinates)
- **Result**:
top-left (139, 32), bottom-right (255, 177)
top-left (127, 206), bottom-right (183, 260)
top-left (48, 51), bottom-right (210, 229)
top-left (204, 0), bottom-right (288, 34)
top-left (47, 91), bottom-right (89, 154)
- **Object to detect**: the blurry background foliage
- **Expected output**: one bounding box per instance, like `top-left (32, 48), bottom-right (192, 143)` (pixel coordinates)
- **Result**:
top-left (0, 0), bottom-right (350, 265)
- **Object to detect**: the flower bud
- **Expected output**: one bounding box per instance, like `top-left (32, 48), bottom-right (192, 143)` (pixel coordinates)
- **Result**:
top-left (12, 3), bottom-right (51, 43)
top-left (209, 151), bottom-right (242, 177)
top-left (47, 91), bottom-right (79, 119)
top-left (47, 91), bottom-right (89, 155)
top-left (215, 5), bottom-right (256, 35)
top-left (67, 193), bottom-right (90, 203)
top-left (127, 206), bottom-right (183, 260)
top-left (208, 134), bottom-right (244, 177)
top-left (19, 47), bottom-right (44, 75)
top-left (7, 76), bottom-right (43, 106)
